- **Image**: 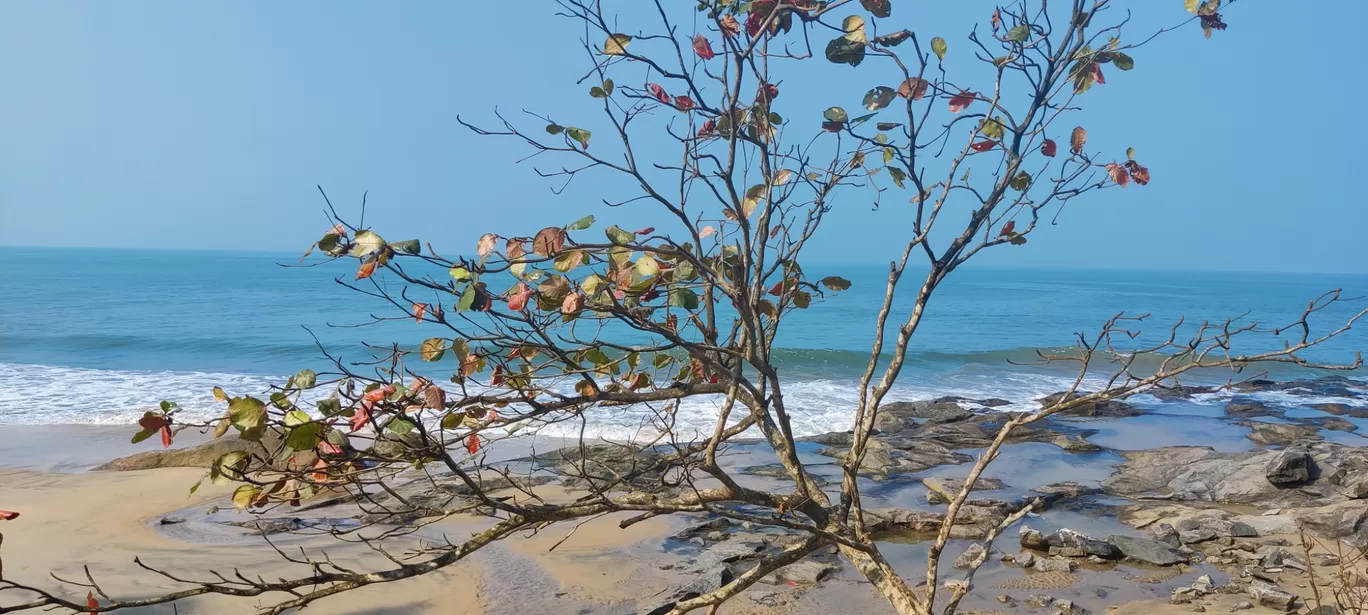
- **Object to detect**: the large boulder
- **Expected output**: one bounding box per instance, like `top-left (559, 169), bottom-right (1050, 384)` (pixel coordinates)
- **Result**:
top-left (1326, 454), bottom-right (1368, 499)
top-left (1247, 580), bottom-right (1297, 611)
top-left (1295, 501), bottom-right (1368, 551)
top-left (94, 432), bottom-right (284, 471)
top-left (1044, 529), bottom-right (1120, 559)
top-left (923, 475), bottom-right (1007, 504)
top-left (881, 399), bottom-right (975, 424)
top-left (1312, 403), bottom-right (1368, 419)
top-left (1266, 449), bottom-right (1316, 485)
top-left (1226, 399), bottom-right (1284, 419)
top-left (1102, 445), bottom-right (1350, 508)
top-left (1038, 391), bottom-right (1142, 418)
top-left (1109, 535), bottom-right (1187, 566)
top-left (870, 499), bottom-right (1029, 539)
top-left (1244, 422), bottom-right (1321, 447)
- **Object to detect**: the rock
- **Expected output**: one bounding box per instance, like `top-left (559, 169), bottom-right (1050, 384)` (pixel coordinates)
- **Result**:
top-left (954, 543), bottom-right (987, 569)
top-left (1032, 482), bottom-right (1103, 501)
top-left (94, 431), bottom-right (286, 471)
top-left (1199, 517), bottom-right (1259, 538)
top-left (158, 516), bottom-right (185, 525)
top-left (881, 400), bottom-right (974, 424)
top-left (1050, 434), bottom-right (1103, 452)
top-left (1266, 450), bottom-right (1316, 485)
top-left (1310, 553), bottom-right (1341, 567)
top-left (1046, 529), bottom-right (1120, 559)
top-left (1313, 404), bottom-right (1368, 419)
top-left (1193, 575), bottom-right (1215, 594)
top-left (998, 594), bottom-right (1014, 604)
top-left (874, 411), bottom-right (907, 435)
top-left (644, 566), bottom-right (733, 615)
top-left (1304, 417), bottom-right (1358, 432)
top-left (1055, 599), bottom-right (1075, 612)
top-left (1151, 523), bottom-right (1182, 548)
top-left (1110, 535), bottom-right (1187, 566)
top-left (1326, 454), bottom-right (1368, 499)
top-left (746, 589), bottom-right (788, 608)
top-left (1226, 399), bottom-right (1283, 419)
top-left (1025, 594), bottom-right (1055, 608)
top-left (1033, 558), bottom-right (1077, 573)
top-left (924, 476), bottom-right (1008, 504)
top-left (1016, 551), bottom-right (1037, 567)
top-left (1021, 526), bottom-right (1049, 550)
top-left (1308, 607), bottom-right (1340, 615)
top-left (1171, 587), bottom-right (1198, 604)
top-left (684, 541), bottom-right (764, 573)
top-left (522, 443), bottom-right (668, 489)
top-left (1193, 605), bottom-right (1206, 613)
top-left (1247, 579), bottom-right (1297, 611)
top-left (1179, 529), bottom-right (1218, 544)
top-left (1231, 601), bottom-right (1254, 611)
top-left (820, 439), bottom-right (970, 476)
top-left (871, 499), bottom-right (1029, 539)
top-left (1245, 422), bottom-right (1322, 447)
top-left (761, 560), bottom-right (837, 586)
top-left (1295, 500), bottom-right (1368, 550)
top-left (1038, 391), bottom-right (1142, 417)
top-left (673, 517), bottom-right (733, 540)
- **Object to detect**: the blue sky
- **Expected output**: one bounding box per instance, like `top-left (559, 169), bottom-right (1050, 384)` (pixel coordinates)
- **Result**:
top-left (1, 1), bottom-right (1365, 274)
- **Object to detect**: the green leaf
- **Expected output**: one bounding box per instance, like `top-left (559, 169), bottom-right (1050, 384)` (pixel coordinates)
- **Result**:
top-left (565, 127), bottom-right (591, 149)
top-left (931, 36), bottom-right (947, 61)
top-left (862, 86), bottom-right (896, 111)
top-left (131, 429), bottom-right (155, 444)
top-left (888, 166), bottom-right (906, 188)
top-left (792, 290), bottom-right (812, 309)
top-left (456, 284), bottom-right (477, 312)
top-left (568, 214), bottom-right (595, 231)
top-left (386, 417), bottom-right (416, 436)
top-left (635, 255), bottom-right (660, 278)
top-left (284, 409), bottom-right (311, 426)
top-left (1112, 52), bottom-right (1134, 71)
top-left (603, 79), bottom-right (614, 96)
top-left (825, 37), bottom-right (866, 66)
top-left (741, 184), bottom-right (768, 217)
top-left (546, 123), bottom-right (564, 135)
top-left (823, 107), bottom-right (848, 123)
top-left (317, 397), bottom-right (342, 417)
top-left (440, 412), bottom-right (466, 430)
top-left (1126, 146), bottom-right (1136, 160)
top-left (228, 396), bottom-right (267, 430)
top-left (1009, 171), bottom-right (1032, 191)
top-left (604, 33), bottom-right (631, 55)
top-left (668, 287), bottom-right (700, 310)
top-left (420, 338), bottom-right (447, 362)
top-left (589, 86), bottom-right (606, 98)
top-left (232, 485), bottom-right (261, 510)
top-left (270, 392), bottom-right (292, 410)
top-left (883, 147), bottom-right (895, 164)
top-left (820, 276), bottom-right (852, 291)
top-left (390, 239), bottom-right (420, 254)
top-left (285, 422), bottom-right (322, 451)
top-left (606, 225), bottom-right (635, 245)
top-left (351, 230), bottom-right (386, 256)
top-left (449, 266), bottom-right (472, 282)
top-left (980, 117), bottom-right (1006, 140)
top-left (294, 369), bottom-right (317, 389)
top-left (553, 250), bottom-right (582, 273)
top-left (1007, 24), bottom-right (1030, 42)
top-left (1185, 0), bottom-right (1199, 12)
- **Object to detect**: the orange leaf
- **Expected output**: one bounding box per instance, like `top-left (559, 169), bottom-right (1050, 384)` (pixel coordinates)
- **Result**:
top-left (561, 293), bottom-right (585, 315)
top-left (87, 591), bottom-right (99, 614)
top-left (1041, 138), bottom-right (1057, 157)
top-left (491, 364), bottom-right (505, 386)
top-left (998, 220), bottom-right (1016, 237)
top-left (507, 282), bottom-right (532, 311)
top-left (648, 83), bottom-right (670, 104)
top-left (1070, 126), bottom-right (1087, 154)
top-left (466, 433), bottom-right (480, 455)
top-left (699, 226), bottom-right (717, 239)
top-left (948, 91), bottom-right (977, 113)
top-left (412, 303), bottom-right (428, 324)
top-left (532, 227), bottom-right (566, 257)
top-left (355, 260), bottom-right (377, 280)
top-left (991, 8), bottom-right (1001, 31)
top-left (897, 78), bottom-right (929, 101)
top-left (476, 233), bottom-right (498, 257)
top-left (349, 401), bottom-right (372, 432)
top-left (674, 96), bottom-right (696, 111)
top-left (970, 140), bottom-right (996, 152)
top-left (0, 510), bottom-right (18, 521)
top-left (719, 14), bottom-right (741, 38)
top-left (1106, 163), bottom-right (1130, 187)
top-left (159, 425), bottom-right (173, 449)
top-left (1125, 160), bottom-right (1151, 185)
top-left (692, 34), bottom-right (716, 60)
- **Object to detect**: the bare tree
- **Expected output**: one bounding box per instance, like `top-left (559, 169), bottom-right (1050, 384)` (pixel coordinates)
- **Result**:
top-left (2, 1), bottom-right (1362, 614)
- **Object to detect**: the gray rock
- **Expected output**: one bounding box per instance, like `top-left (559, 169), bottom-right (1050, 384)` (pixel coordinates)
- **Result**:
top-left (1247, 579), bottom-right (1297, 611)
top-left (1313, 404), bottom-right (1368, 419)
top-left (1032, 482), bottom-right (1103, 500)
top-left (1179, 528), bottom-right (1218, 544)
top-left (746, 589), bottom-right (788, 608)
top-left (1021, 526), bottom-right (1048, 550)
top-left (1231, 601), bottom-right (1254, 611)
top-left (954, 543), bottom-right (987, 569)
top-left (881, 400), bottom-right (974, 424)
top-left (1295, 501), bottom-right (1368, 550)
top-left (761, 560), bottom-right (837, 586)
top-left (1033, 558), bottom-right (1077, 573)
top-left (1193, 574), bottom-right (1215, 594)
top-left (1055, 599), bottom-right (1075, 612)
top-left (1046, 529), bottom-right (1120, 559)
top-left (94, 430), bottom-right (289, 471)
top-left (1200, 517), bottom-right (1259, 538)
top-left (1038, 391), bottom-right (1142, 417)
top-left (874, 411), bottom-right (907, 435)
top-left (1025, 594), bottom-right (1055, 608)
top-left (1101, 446), bottom-right (1349, 508)
top-left (924, 475), bottom-right (1008, 504)
top-left (1110, 535), bottom-right (1187, 566)
top-left (673, 517), bottom-right (733, 540)
top-left (644, 566), bottom-right (733, 615)
top-left (1016, 551), bottom-right (1037, 567)
top-left (1266, 450), bottom-right (1316, 485)
top-left (1151, 523), bottom-right (1182, 548)
top-left (1245, 422), bottom-right (1322, 447)
top-left (1226, 399), bottom-right (1283, 419)
top-left (1326, 455), bottom-right (1368, 499)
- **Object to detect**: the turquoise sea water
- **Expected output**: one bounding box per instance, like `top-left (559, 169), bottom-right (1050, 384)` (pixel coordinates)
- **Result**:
top-left (2, 247), bottom-right (1365, 435)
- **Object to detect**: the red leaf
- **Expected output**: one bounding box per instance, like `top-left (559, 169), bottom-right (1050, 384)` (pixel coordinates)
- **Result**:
top-left (363, 385), bottom-right (394, 402)
top-left (692, 34), bottom-right (716, 60)
top-left (159, 425), bottom-right (173, 449)
top-left (1092, 63), bottom-right (1106, 85)
top-left (1041, 139), bottom-right (1057, 157)
top-left (768, 281), bottom-right (784, 296)
top-left (1106, 163), bottom-right (1130, 187)
top-left (317, 441), bottom-right (342, 456)
top-left (137, 415), bottom-right (166, 433)
top-left (674, 95), bottom-right (696, 111)
top-left (648, 83), bottom-right (670, 104)
top-left (948, 91), bottom-right (977, 113)
top-left (87, 591), bottom-right (99, 614)
top-left (0, 510), bottom-right (18, 521)
top-left (897, 78), bottom-right (929, 101)
top-left (466, 433), bottom-right (480, 455)
top-left (998, 220), bottom-right (1016, 237)
top-left (507, 282), bottom-right (532, 311)
top-left (756, 82), bottom-right (779, 104)
top-left (634, 227), bottom-right (655, 235)
top-left (355, 260), bottom-right (377, 280)
top-left (970, 140), bottom-right (996, 152)
top-left (1125, 160), bottom-right (1151, 185)
top-left (349, 401), bottom-right (372, 432)
top-left (412, 303), bottom-right (428, 323)
top-left (697, 117), bottom-right (717, 137)
top-left (491, 364), bottom-right (505, 386)
top-left (991, 8), bottom-right (1002, 32)
top-left (745, 10), bottom-right (765, 37)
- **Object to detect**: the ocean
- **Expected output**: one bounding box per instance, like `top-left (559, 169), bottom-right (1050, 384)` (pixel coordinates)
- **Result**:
top-left (2, 247), bottom-right (1365, 438)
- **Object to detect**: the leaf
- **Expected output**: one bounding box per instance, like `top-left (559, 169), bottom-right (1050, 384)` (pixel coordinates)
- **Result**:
top-left (160, 425), bottom-right (173, 449)
top-left (420, 338), bottom-right (446, 362)
top-left (589, 86), bottom-right (606, 98)
top-left (564, 127), bottom-right (591, 149)
top-left (1112, 52), bottom-right (1134, 71)
top-left (568, 214), bottom-right (595, 231)
top-left (88, 592), bottom-right (99, 614)
top-left (1041, 138), bottom-right (1057, 157)
top-left (466, 433), bottom-right (480, 455)
top-left (1185, 0), bottom-right (1199, 12)
top-left (390, 239), bottom-right (420, 254)
top-left (1007, 24), bottom-right (1030, 42)
top-left (863, 86), bottom-right (896, 111)
top-left (424, 385), bottom-right (446, 410)
top-left (212, 386), bottom-right (228, 402)
top-left (674, 96), bottom-right (696, 111)
top-left (970, 140), bottom-right (996, 152)
top-left (532, 227), bottom-right (566, 257)
top-left (603, 79), bottom-right (614, 96)
top-left (842, 15), bottom-right (867, 44)
top-left (872, 29), bottom-right (911, 46)
top-left (1125, 159), bottom-right (1151, 185)
top-left (991, 8), bottom-right (1002, 31)
top-left (477, 233), bottom-right (498, 257)
top-left (635, 255), bottom-right (661, 277)
top-left (295, 369), bottom-right (317, 389)
top-left (138, 414), bottom-right (167, 433)
top-left (825, 37), bottom-right (866, 66)
top-left (553, 250), bottom-right (582, 273)
top-left (1008, 171), bottom-right (1032, 191)
top-left (719, 14), bottom-right (741, 37)
top-left (741, 183), bottom-right (769, 217)
top-left (1008, 234), bottom-right (1027, 245)
top-left (1106, 163), bottom-right (1130, 187)
top-left (693, 34), bottom-right (716, 60)
top-left (1070, 126), bottom-right (1087, 154)
top-left (285, 422), bottom-right (322, 451)
top-left (0, 510), bottom-right (19, 521)
top-left (606, 225), bottom-right (635, 245)
top-left (546, 123), bottom-right (564, 135)
top-left (350, 230), bottom-right (385, 256)
top-left (699, 226), bottom-right (717, 239)
top-left (228, 396), bottom-right (267, 430)
top-left (948, 91), bottom-right (977, 113)
top-left (604, 33), bottom-right (631, 55)
top-left (668, 287), bottom-right (700, 310)
top-left (999, 220), bottom-right (1017, 237)
top-left (931, 36), bottom-right (947, 60)
top-left (823, 107), bottom-right (848, 123)
top-left (561, 293), bottom-right (586, 315)
top-left (860, 0), bottom-right (891, 18)
top-left (456, 284), bottom-right (477, 312)
top-left (820, 276), bottom-right (852, 291)
top-left (1126, 147), bottom-right (1136, 160)
top-left (979, 116), bottom-right (1006, 140)
top-left (507, 282), bottom-right (532, 311)
top-left (888, 166), bottom-right (906, 188)
top-left (1092, 63), bottom-right (1106, 85)
top-left (897, 77), bottom-right (929, 100)
top-left (772, 169), bottom-right (794, 186)
top-left (648, 83), bottom-right (671, 104)
top-left (232, 485), bottom-right (262, 510)
top-left (355, 260), bottom-right (377, 280)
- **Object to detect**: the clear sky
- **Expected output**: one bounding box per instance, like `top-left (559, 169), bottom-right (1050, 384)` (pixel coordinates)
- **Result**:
top-left (1, 1), bottom-right (1365, 274)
